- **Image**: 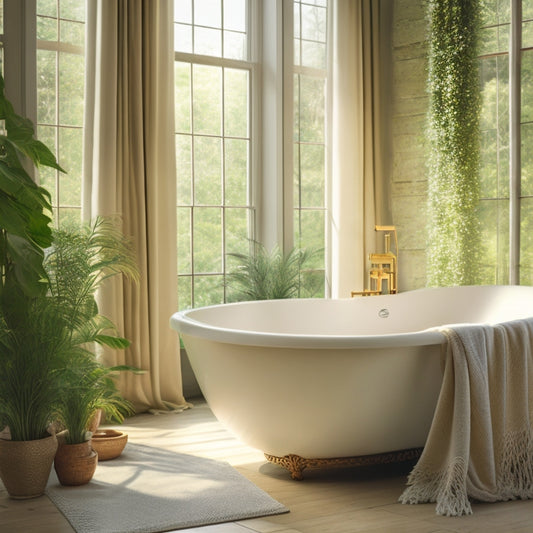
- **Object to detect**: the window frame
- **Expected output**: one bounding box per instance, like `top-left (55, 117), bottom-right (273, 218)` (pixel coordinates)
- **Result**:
top-left (35, 2), bottom-right (85, 226)
top-left (291, 0), bottom-right (328, 297)
top-left (2, 0), bottom-right (86, 225)
top-left (3, 0), bottom-right (37, 134)
top-left (174, 0), bottom-right (260, 309)
top-left (478, 0), bottom-right (532, 285)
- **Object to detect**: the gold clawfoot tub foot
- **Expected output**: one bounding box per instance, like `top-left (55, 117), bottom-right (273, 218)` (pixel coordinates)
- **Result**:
top-left (264, 454), bottom-right (309, 480)
top-left (264, 448), bottom-right (423, 480)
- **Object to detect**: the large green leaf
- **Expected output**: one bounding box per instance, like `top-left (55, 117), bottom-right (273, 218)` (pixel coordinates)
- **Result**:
top-left (108, 364), bottom-right (145, 374)
top-left (6, 233), bottom-right (47, 296)
top-left (0, 86), bottom-right (64, 173)
top-left (0, 197), bottom-right (52, 249)
top-left (95, 335), bottom-right (131, 349)
top-left (0, 160), bottom-right (35, 194)
top-left (5, 135), bottom-right (65, 172)
top-left (25, 210), bottom-right (53, 248)
top-left (0, 195), bottom-right (27, 235)
top-left (0, 72), bottom-right (59, 298)
top-left (0, 161), bottom-right (52, 210)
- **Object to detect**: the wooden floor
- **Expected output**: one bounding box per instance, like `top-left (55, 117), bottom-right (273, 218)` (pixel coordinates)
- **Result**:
top-left (2, 398), bottom-right (533, 532)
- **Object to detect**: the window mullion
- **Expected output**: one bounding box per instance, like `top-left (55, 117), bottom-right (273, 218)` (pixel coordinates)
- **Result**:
top-left (282, 0), bottom-right (294, 254)
top-left (509, 0), bottom-right (522, 284)
top-left (3, 0), bottom-right (36, 127)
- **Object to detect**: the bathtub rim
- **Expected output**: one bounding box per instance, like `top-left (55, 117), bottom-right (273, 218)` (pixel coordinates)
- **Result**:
top-left (171, 284), bottom-right (533, 350)
top-left (170, 299), bottom-right (447, 349)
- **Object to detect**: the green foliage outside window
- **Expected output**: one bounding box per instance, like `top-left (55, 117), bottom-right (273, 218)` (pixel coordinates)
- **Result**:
top-left (225, 242), bottom-right (322, 301)
top-left (426, 0), bottom-right (483, 286)
top-left (175, 59), bottom-right (252, 310)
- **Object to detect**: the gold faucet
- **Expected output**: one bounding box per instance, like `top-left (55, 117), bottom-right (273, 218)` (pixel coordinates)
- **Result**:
top-left (351, 225), bottom-right (398, 297)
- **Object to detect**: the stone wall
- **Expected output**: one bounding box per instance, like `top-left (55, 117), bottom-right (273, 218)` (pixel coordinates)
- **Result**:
top-left (391, 0), bottom-right (429, 291)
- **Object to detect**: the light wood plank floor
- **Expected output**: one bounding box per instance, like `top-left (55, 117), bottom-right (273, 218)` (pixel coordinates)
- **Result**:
top-left (2, 398), bottom-right (533, 532)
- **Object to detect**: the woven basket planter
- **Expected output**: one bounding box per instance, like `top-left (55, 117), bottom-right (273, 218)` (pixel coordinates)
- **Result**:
top-left (0, 434), bottom-right (58, 499)
top-left (54, 440), bottom-right (98, 486)
top-left (91, 430), bottom-right (128, 460)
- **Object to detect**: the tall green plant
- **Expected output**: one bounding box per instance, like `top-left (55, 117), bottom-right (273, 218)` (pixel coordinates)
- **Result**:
top-left (45, 217), bottom-right (139, 346)
top-left (426, 0), bottom-right (483, 286)
top-left (0, 73), bottom-right (69, 441)
top-left (57, 355), bottom-right (135, 445)
top-left (226, 242), bottom-right (320, 301)
top-left (44, 218), bottom-right (140, 444)
top-left (0, 217), bottom-right (140, 442)
top-left (0, 74), bottom-right (137, 443)
top-left (0, 75), bottom-right (63, 304)
top-left (0, 297), bottom-right (72, 440)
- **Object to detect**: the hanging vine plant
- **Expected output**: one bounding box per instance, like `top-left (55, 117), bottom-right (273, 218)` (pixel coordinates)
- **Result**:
top-left (426, 0), bottom-right (483, 286)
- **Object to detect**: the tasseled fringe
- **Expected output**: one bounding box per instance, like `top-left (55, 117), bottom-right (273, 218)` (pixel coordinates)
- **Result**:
top-left (399, 456), bottom-right (472, 516)
top-left (497, 428), bottom-right (533, 501)
top-left (399, 429), bottom-right (533, 516)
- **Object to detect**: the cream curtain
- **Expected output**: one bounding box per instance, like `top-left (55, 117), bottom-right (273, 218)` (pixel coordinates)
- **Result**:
top-left (328, 0), bottom-right (391, 298)
top-left (83, 1), bottom-right (189, 412)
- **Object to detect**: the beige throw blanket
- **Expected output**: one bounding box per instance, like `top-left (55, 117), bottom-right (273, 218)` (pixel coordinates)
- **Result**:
top-left (399, 318), bottom-right (533, 516)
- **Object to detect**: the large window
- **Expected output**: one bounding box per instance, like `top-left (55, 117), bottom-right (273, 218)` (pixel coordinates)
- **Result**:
top-left (479, 0), bottom-right (533, 284)
top-left (6, 0), bottom-right (328, 309)
top-left (175, 0), bottom-right (329, 309)
top-left (174, 0), bottom-right (254, 309)
top-left (36, 0), bottom-right (85, 226)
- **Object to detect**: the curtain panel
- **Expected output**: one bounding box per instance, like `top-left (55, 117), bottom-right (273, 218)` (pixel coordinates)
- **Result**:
top-left (328, 0), bottom-right (392, 298)
top-left (83, 0), bottom-right (189, 413)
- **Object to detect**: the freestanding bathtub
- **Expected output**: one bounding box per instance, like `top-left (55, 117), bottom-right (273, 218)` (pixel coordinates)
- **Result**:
top-left (170, 285), bottom-right (533, 478)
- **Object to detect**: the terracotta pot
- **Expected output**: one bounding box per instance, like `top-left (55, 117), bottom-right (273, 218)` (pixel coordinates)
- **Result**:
top-left (54, 440), bottom-right (98, 486)
top-left (0, 434), bottom-right (58, 499)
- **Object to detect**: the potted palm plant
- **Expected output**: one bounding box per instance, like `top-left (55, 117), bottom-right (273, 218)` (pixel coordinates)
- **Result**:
top-left (54, 356), bottom-right (135, 485)
top-left (44, 218), bottom-right (139, 485)
top-left (0, 74), bottom-right (68, 498)
top-left (0, 74), bottom-right (139, 496)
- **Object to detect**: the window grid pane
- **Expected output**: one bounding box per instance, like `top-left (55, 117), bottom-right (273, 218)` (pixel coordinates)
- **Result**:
top-left (174, 0), bottom-right (249, 61)
top-left (293, 0), bottom-right (328, 297)
top-left (521, 49), bottom-right (533, 197)
top-left (480, 1), bottom-right (533, 284)
top-left (175, 0), bottom-right (253, 310)
top-left (479, 2), bottom-right (510, 284)
top-left (36, 0), bottom-right (85, 227)
top-left (293, 0), bottom-right (327, 70)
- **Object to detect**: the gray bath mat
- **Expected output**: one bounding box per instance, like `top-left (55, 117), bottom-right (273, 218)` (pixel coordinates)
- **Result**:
top-left (46, 442), bottom-right (288, 533)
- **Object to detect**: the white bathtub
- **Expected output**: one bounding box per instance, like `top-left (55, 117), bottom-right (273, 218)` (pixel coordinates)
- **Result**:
top-left (170, 285), bottom-right (533, 477)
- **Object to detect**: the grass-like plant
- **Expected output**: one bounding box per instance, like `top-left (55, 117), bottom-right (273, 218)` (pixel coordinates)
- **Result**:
top-left (0, 297), bottom-right (72, 441)
top-left (44, 217), bottom-right (140, 444)
top-left (426, 0), bottom-right (483, 286)
top-left (0, 73), bottom-right (138, 445)
top-left (0, 72), bottom-right (68, 442)
top-left (45, 216), bottom-right (139, 347)
top-left (0, 217), bottom-right (140, 442)
top-left (57, 355), bottom-right (135, 445)
top-left (226, 242), bottom-right (320, 301)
